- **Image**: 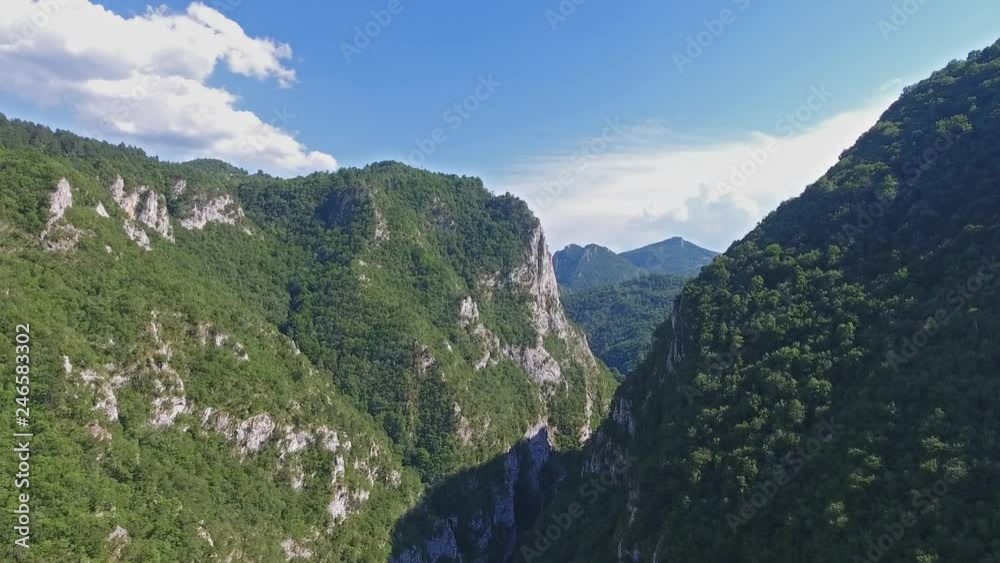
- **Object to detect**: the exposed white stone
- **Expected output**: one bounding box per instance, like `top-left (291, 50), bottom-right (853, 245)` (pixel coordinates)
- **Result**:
top-left (511, 225), bottom-right (571, 340)
top-left (96, 202), bottom-right (110, 218)
top-left (279, 427), bottom-right (313, 459)
top-left (197, 522), bottom-right (215, 547)
top-left (138, 190), bottom-right (174, 241)
top-left (331, 456), bottom-right (346, 485)
top-left (316, 427), bottom-right (341, 452)
top-left (41, 178), bottom-right (83, 251)
top-left (78, 368), bottom-right (123, 421)
top-left (86, 421), bottom-right (112, 442)
top-left (110, 177), bottom-right (143, 219)
top-left (172, 180), bottom-right (187, 196)
top-left (327, 487), bottom-right (351, 522)
top-left (122, 219), bottom-right (151, 250)
top-left (150, 395), bottom-right (188, 428)
top-left (505, 343), bottom-right (562, 386)
top-left (48, 178), bottom-right (73, 223)
top-left (107, 526), bottom-right (129, 562)
top-left (109, 176), bottom-right (126, 205)
top-left (110, 177), bottom-right (175, 247)
top-left (389, 470), bottom-right (402, 488)
top-left (458, 296), bottom-right (480, 327)
top-left (235, 413), bottom-right (275, 455)
top-left (281, 538), bottom-right (313, 560)
top-left (180, 195), bottom-right (246, 231)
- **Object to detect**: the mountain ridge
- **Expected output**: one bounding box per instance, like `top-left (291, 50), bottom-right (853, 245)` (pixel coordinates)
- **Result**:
top-left (0, 113), bottom-right (616, 561)
top-left (553, 237), bottom-right (717, 290)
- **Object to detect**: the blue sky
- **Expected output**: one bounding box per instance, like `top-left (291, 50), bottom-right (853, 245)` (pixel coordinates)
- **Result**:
top-left (2, 0), bottom-right (999, 251)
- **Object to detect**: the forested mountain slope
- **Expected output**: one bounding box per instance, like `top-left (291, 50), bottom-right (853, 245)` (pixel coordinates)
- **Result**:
top-left (619, 236), bottom-right (718, 277)
top-left (523, 40), bottom-right (1000, 563)
top-left (0, 115), bottom-right (615, 561)
top-left (552, 244), bottom-right (644, 290)
top-left (562, 273), bottom-right (687, 376)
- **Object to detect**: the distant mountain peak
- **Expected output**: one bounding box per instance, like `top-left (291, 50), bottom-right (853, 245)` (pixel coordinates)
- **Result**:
top-left (553, 236), bottom-right (718, 289)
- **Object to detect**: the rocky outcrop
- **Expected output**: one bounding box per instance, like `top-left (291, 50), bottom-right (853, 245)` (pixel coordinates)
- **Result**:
top-left (459, 297), bottom-right (502, 371)
top-left (107, 526), bottom-right (129, 562)
top-left (197, 522), bottom-right (215, 548)
top-left (109, 176), bottom-right (175, 248)
top-left (122, 219), bottom-right (151, 250)
top-left (63, 310), bottom-right (399, 536)
top-left (374, 206), bottom-right (390, 243)
top-left (40, 178), bottom-right (83, 251)
top-left (197, 322), bottom-right (250, 361)
top-left (458, 225), bottom-right (600, 393)
top-left (138, 190), bottom-right (174, 241)
top-left (235, 414), bottom-right (276, 455)
top-left (180, 194), bottom-right (249, 232)
top-left (68, 359), bottom-right (127, 422)
top-left (281, 538), bottom-right (314, 560)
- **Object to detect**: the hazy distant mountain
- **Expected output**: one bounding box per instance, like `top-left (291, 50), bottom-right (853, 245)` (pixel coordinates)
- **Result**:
top-left (552, 243), bottom-right (645, 289)
top-left (619, 236), bottom-right (719, 277)
top-left (553, 237), bottom-right (718, 290)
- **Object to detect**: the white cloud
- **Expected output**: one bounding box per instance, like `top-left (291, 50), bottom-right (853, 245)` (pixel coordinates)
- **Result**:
top-left (500, 94), bottom-right (898, 253)
top-left (0, 0), bottom-right (336, 176)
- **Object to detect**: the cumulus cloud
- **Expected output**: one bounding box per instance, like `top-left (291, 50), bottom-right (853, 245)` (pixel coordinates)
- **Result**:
top-left (500, 93), bottom-right (897, 253)
top-left (0, 0), bottom-right (336, 176)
